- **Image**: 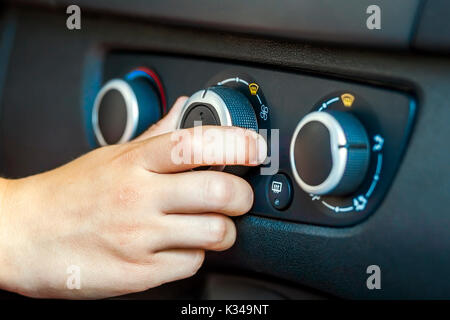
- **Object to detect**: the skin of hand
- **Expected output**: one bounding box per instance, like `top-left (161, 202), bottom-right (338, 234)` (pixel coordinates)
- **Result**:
top-left (0, 96), bottom-right (267, 299)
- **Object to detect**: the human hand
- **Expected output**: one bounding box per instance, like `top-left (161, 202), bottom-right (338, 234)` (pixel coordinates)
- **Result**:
top-left (0, 97), bottom-right (267, 299)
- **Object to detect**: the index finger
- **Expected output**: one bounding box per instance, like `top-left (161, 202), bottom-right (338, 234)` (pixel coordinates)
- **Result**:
top-left (134, 126), bottom-right (267, 173)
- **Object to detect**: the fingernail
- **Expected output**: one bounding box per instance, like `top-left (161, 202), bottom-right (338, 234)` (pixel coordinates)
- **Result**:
top-left (257, 134), bottom-right (267, 164)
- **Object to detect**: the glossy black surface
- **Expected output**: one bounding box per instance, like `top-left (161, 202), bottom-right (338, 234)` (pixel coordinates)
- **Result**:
top-left (98, 89), bottom-right (127, 144)
top-left (294, 121), bottom-right (332, 186)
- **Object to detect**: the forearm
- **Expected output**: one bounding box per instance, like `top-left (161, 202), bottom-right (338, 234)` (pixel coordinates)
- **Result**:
top-left (0, 176), bottom-right (40, 296)
top-left (0, 177), bottom-right (12, 291)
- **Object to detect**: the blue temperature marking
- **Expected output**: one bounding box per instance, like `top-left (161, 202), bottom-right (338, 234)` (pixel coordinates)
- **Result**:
top-left (326, 97), bottom-right (339, 105)
top-left (125, 70), bottom-right (154, 83)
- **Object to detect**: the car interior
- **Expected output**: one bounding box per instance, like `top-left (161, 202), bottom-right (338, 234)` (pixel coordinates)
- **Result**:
top-left (0, 0), bottom-right (449, 300)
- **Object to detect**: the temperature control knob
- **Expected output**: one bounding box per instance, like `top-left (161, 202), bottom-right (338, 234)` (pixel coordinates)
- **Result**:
top-left (177, 86), bottom-right (258, 173)
top-left (290, 111), bottom-right (370, 196)
top-left (177, 86), bottom-right (258, 131)
top-left (92, 68), bottom-right (165, 146)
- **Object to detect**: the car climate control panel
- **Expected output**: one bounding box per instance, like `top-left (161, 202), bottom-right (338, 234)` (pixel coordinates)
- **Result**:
top-left (89, 53), bottom-right (415, 227)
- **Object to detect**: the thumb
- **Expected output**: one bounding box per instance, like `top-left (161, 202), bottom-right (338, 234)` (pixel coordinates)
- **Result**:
top-left (134, 96), bottom-right (189, 141)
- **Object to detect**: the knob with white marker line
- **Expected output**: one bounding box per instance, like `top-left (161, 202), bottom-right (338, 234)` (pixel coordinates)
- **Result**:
top-left (290, 110), bottom-right (370, 196)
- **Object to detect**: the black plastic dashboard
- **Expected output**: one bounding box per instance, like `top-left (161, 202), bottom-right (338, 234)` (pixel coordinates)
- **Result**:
top-left (0, 2), bottom-right (449, 299)
top-left (103, 53), bottom-right (415, 228)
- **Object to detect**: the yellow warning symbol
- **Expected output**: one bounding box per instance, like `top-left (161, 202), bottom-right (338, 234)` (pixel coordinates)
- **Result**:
top-left (341, 93), bottom-right (355, 107)
top-left (249, 83), bottom-right (259, 95)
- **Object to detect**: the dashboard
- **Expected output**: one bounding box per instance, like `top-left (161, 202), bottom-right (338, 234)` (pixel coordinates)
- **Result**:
top-left (0, 0), bottom-right (449, 299)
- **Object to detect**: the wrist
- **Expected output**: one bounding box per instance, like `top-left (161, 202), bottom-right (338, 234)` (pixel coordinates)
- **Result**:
top-left (0, 178), bottom-right (10, 289)
top-left (0, 178), bottom-right (22, 294)
top-left (0, 176), bottom-right (51, 297)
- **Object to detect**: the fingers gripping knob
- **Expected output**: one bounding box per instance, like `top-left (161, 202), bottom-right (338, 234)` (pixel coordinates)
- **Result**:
top-left (177, 86), bottom-right (258, 131)
top-left (177, 86), bottom-right (259, 174)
